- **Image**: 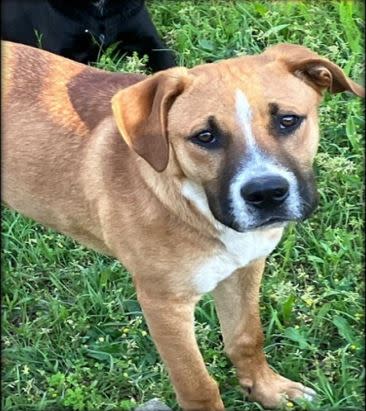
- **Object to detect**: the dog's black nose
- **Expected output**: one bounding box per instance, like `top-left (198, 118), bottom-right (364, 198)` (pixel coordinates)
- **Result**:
top-left (241, 175), bottom-right (289, 209)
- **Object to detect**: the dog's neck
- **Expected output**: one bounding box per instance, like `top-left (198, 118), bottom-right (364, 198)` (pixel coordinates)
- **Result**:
top-left (135, 154), bottom-right (222, 239)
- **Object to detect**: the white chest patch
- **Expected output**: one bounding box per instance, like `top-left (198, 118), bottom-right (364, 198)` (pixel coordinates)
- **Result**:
top-left (193, 227), bottom-right (283, 294)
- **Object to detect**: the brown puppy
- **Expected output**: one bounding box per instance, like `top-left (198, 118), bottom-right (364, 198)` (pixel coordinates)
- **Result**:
top-left (2, 40), bottom-right (364, 410)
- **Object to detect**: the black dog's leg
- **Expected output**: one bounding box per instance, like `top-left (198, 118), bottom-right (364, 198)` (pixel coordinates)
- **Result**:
top-left (122, 6), bottom-right (177, 72)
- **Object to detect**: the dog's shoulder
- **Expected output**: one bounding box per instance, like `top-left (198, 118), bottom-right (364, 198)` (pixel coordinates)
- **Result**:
top-left (66, 68), bottom-right (146, 131)
top-left (3, 40), bottom-right (146, 135)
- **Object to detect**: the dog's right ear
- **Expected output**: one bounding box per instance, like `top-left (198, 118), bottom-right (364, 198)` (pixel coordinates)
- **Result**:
top-left (112, 68), bottom-right (190, 172)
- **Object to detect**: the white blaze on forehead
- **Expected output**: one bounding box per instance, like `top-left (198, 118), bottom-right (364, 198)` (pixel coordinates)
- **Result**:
top-left (235, 89), bottom-right (256, 150)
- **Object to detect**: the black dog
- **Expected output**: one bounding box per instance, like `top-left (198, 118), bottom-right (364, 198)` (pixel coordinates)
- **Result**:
top-left (1, 0), bottom-right (176, 72)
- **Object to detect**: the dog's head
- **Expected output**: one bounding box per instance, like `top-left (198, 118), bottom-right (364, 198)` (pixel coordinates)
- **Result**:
top-left (112, 44), bottom-right (364, 232)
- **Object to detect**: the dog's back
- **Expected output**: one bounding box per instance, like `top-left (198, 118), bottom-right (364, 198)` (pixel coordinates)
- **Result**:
top-left (2, 41), bottom-right (145, 252)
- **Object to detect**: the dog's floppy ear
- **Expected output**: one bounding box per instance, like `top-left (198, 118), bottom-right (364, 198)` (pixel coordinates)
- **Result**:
top-left (112, 67), bottom-right (189, 172)
top-left (264, 43), bottom-right (364, 97)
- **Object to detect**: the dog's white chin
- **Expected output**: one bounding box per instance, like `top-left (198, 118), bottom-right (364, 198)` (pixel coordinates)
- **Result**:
top-left (234, 219), bottom-right (290, 233)
top-left (255, 220), bottom-right (289, 231)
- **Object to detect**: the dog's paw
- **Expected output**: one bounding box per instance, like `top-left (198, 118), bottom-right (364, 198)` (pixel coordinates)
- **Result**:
top-left (241, 373), bottom-right (316, 409)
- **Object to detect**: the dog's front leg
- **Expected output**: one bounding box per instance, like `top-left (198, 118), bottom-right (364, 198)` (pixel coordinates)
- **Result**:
top-left (136, 287), bottom-right (225, 411)
top-left (130, 7), bottom-right (177, 72)
top-left (212, 260), bottom-right (316, 409)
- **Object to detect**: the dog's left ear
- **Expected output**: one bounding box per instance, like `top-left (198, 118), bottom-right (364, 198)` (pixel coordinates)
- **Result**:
top-left (112, 67), bottom-right (190, 172)
top-left (264, 43), bottom-right (364, 97)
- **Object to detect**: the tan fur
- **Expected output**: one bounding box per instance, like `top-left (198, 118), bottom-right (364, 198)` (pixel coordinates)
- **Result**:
top-left (40, 58), bottom-right (89, 137)
top-left (2, 40), bottom-right (363, 410)
top-left (2, 43), bottom-right (14, 103)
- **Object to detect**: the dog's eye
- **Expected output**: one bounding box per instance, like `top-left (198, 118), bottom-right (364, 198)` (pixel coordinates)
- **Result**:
top-left (195, 131), bottom-right (215, 144)
top-left (191, 130), bottom-right (220, 148)
top-left (279, 115), bottom-right (301, 130)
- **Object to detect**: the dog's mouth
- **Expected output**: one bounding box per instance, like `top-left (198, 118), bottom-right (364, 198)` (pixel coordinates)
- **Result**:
top-left (217, 214), bottom-right (292, 233)
top-left (253, 216), bottom-right (292, 230)
top-left (223, 209), bottom-right (313, 233)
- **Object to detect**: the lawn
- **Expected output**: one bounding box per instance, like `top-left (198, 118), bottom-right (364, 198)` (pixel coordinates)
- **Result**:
top-left (2, 1), bottom-right (364, 410)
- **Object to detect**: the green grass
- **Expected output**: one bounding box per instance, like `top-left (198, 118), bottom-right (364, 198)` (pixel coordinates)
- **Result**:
top-left (2, 1), bottom-right (364, 410)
